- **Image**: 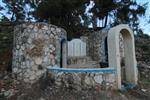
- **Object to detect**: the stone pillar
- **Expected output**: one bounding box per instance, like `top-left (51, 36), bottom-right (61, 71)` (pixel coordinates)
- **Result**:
top-left (62, 41), bottom-right (67, 68)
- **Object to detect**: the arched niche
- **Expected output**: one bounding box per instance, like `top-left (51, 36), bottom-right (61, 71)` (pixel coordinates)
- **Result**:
top-left (108, 24), bottom-right (138, 89)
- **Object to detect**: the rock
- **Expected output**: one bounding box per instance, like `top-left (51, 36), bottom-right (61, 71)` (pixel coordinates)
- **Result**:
top-left (24, 72), bottom-right (30, 78)
top-left (85, 76), bottom-right (91, 85)
top-left (49, 44), bottom-right (53, 49)
top-left (21, 65), bottom-right (25, 69)
top-left (141, 89), bottom-right (147, 92)
top-left (51, 27), bottom-right (55, 31)
top-left (50, 34), bottom-right (54, 38)
top-left (50, 54), bottom-right (54, 59)
top-left (45, 47), bottom-right (49, 52)
top-left (35, 58), bottom-right (42, 65)
top-left (30, 75), bottom-right (36, 80)
top-left (22, 62), bottom-right (25, 66)
top-left (42, 26), bottom-right (48, 30)
top-left (4, 75), bottom-right (9, 80)
top-left (13, 68), bottom-right (18, 73)
top-left (51, 59), bottom-right (55, 65)
top-left (19, 73), bottom-right (23, 77)
top-left (28, 38), bottom-right (32, 44)
top-left (1, 88), bottom-right (5, 93)
top-left (51, 46), bottom-right (55, 51)
top-left (26, 61), bottom-right (30, 67)
top-left (36, 71), bottom-right (42, 76)
top-left (33, 26), bottom-right (38, 32)
top-left (31, 61), bottom-right (34, 66)
top-left (4, 89), bottom-right (15, 98)
top-left (107, 74), bottom-right (115, 83)
top-left (56, 28), bottom-right (61, 33)
top-left (21, 46), bottom-right (25, 50)
top-left (50, 50), bottom-right (53, 53)
top-left (39, 97), bottom-right (45, 100)
top-left (94, 75), bottom-right (103, 84)
top-left (43, 56), bottom-right (48, 63)
top-left (32, 65), bottom-right (37, 71)
top-left (28, 24), bottom-right (33, 29)
top-left (55, 35), bottom-right (58, 39)
top-left (55, 81), bottom-right (62, 86)
top-left (24, 78), bottom-right (29, 82)
top-left (16, 45), bottom-right (20, 49)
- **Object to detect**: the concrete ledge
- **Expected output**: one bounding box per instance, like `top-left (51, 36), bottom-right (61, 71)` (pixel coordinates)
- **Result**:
top-left (47, 67), bottom-right (115, 73)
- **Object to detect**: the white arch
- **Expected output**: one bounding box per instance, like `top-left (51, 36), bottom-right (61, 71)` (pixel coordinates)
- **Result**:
top-left (108, 24), bottom-right (138, 89)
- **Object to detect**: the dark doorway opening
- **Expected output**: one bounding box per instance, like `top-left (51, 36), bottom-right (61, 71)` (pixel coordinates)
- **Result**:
top-left (104, 37), bottom-right (108, 62)
top-left (60, 39), bottom-right (65, 68)
top-left (100, 37), bottom-right (108, 68)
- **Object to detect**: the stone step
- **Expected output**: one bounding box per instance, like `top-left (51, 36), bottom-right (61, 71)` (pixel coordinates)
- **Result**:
top-left (67, 56), bottom-right (92, 65)
top-left (67, 63), bottom-right (100, 69)
top-left (86, 61), bottom-right (98, 64)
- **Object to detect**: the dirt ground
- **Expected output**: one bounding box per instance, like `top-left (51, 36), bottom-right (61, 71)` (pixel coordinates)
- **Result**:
top-left (0, 67), bottom-right (150, 100)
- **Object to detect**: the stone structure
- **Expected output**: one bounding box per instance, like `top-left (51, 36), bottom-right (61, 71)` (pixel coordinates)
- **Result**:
top-left (108, 24), bottom-right (137, 89)
top-left (12, 23), bottom-right (137, 90)
top-left (12, 23), bottom-right (67, 82)
top-left (86, 29), bottom-right (109, 63)
top-left (48, 68), bottom-right (115, 90)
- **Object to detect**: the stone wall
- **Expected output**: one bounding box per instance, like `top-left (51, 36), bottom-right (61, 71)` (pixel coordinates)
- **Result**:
top-left (12, 23), bottom-right (67, 83)
top-left (48, 71), bottom-right (116, 90)
top-left (86, 29), bottom-right (125, 66)
top-left (87, 29), bottom-right (109, 63)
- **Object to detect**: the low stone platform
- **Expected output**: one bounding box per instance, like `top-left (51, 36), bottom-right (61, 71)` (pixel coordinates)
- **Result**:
top-left (47, 67), bottom-right (116, 90)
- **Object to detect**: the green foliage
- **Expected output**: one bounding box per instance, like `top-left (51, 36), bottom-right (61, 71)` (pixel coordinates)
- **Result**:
top-left (34, 0), bottom-right (85, 38)
top-left (0, 0), bottom-right (147, 38)
top-left (1, 0), bottom-right (39, 22)
top-left (89, 0), bottom-right (147, 31)
top-left (35, 0), bottom-right (85, 20)
top-left (135, 34), bottom-right (150, 63)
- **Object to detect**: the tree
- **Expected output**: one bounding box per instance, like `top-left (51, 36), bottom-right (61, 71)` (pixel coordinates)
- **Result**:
top-left (34, 0), bottom-right (86, 38)
top-left (0, 0), bottom-right (147, 38)
top-left (82, 0), bottom-right (147, 32)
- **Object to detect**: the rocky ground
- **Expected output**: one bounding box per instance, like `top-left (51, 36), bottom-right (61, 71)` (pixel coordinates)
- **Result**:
top-left (0, 63), bottom-right (150, 100)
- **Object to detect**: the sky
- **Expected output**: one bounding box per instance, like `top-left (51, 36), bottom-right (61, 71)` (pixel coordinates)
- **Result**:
top-left (136, 0), bottom-right (150, 35)
top-left (0, 0), bottom-right (150, 35)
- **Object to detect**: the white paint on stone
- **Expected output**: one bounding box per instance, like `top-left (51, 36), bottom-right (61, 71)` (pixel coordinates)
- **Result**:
top-left (108, 24), bottom-right (137, 89)
top-left (68, 39), bottom-right (86, 57)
